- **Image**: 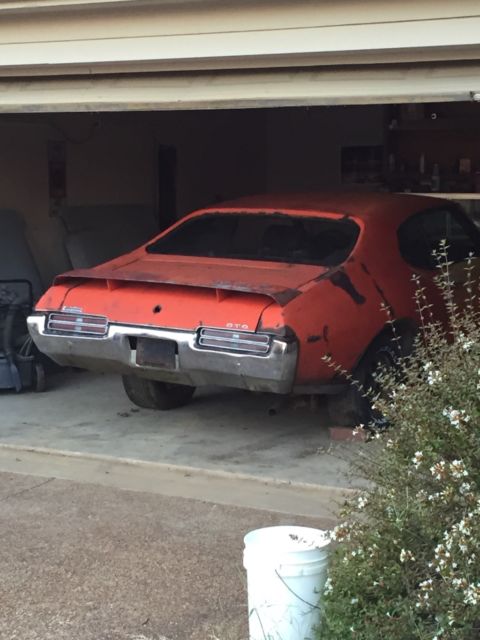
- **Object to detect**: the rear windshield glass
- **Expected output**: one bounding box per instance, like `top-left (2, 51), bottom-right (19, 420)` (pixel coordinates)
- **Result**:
top-left (146, 212), bottom-right (360, 266)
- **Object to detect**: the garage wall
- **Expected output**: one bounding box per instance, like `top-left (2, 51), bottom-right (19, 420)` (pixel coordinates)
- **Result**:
top-left (146, 110), bottom-right (268, 215)
top-left (64, 114), bottom-right (156, 206)
top-left (0, 120), bottom-right (61, 286)
top-left (266, 105), bottom-right (386, 191)
top-left (0, 116), bottom-right (155, 286)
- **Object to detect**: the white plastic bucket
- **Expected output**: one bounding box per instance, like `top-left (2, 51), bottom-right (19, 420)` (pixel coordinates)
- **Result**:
top-left (243, 525), bottom-right (330, 640)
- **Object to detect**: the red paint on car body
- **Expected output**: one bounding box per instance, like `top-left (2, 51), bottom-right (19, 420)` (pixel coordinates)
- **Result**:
top-left (34, 192), bottom-right (461, 389)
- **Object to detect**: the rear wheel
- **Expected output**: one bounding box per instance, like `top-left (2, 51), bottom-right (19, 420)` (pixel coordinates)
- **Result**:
top-left (328, 332), bottom-right (410, 427)
top-left (122, 375), bottom-right (195, 410)
top-left (33, 362), bottom-right (46, 393)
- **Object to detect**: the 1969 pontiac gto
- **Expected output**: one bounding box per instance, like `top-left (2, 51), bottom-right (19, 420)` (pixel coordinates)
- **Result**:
top-left (27, 192), bottom-right (480, 424)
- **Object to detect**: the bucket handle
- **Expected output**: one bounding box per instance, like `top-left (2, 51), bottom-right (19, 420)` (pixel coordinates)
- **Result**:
top-left (249, 606), bottom-right (269, 640)
top-left (275, 569), bottom-right (321, 611)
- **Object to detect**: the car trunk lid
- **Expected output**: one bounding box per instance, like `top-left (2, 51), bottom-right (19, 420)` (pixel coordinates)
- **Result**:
top-left (43, 255), bottom-right (328, 333)
top-left (55, 254), bottom-right (326, 305)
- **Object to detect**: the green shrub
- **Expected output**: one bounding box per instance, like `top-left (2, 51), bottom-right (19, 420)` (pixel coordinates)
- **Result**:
top-left (317, 246), bottom-right (480, 640)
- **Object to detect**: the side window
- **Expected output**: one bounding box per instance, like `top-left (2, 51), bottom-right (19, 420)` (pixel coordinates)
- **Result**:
top-left (444, 211), bottom-right (480, 263)
top-left (398, 207), bottom-right (480, 270)
top-left (398, 214), bottom-right (434, 269)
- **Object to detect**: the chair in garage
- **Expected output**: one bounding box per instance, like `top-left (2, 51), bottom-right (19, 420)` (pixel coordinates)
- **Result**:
top-left (0, 210), bottom-right (46, 392)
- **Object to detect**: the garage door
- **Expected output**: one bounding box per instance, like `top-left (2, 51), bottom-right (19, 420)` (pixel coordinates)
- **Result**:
top-left (1, 61), bottom-right (480, 112)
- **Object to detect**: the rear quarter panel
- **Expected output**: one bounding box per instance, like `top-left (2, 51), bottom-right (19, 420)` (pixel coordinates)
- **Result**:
top-left (260, 217), bottom-right (418, 385)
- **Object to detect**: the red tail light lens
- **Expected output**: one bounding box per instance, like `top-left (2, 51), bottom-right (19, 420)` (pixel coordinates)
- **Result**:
top-left (47, 313), bottom-right (108, 337)
top-left (197, 328), bottom-right (271, 355)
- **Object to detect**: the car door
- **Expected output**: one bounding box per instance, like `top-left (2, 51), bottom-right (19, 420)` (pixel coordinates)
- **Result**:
top-left (397, 205), bottom-right (480, 324)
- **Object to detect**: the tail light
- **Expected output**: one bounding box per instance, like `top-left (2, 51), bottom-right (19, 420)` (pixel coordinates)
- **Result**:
top-left (46, 312), bottom-right (108, 337)
top-left (197, 327), bottom-right (271, 355)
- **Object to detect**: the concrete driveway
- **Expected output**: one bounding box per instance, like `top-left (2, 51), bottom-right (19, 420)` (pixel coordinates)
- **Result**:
top-left (0, 471), bottom-right (333, 640)
top-left (0, 370), bottom-right (362, 489)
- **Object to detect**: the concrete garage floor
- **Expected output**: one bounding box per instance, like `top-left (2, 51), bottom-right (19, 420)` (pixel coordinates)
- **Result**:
top-left (0, 370), bottom-right (362, 489)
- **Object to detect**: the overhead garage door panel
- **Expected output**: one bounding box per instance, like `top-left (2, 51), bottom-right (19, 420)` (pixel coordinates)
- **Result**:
top-left (0, 3), bottom-right (480, 76)
top-left (1, 62), bottom-right (480, 112)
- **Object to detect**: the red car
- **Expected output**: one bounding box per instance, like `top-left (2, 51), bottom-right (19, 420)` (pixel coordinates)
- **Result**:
top-left (27, 193), bottom-right (480, 424)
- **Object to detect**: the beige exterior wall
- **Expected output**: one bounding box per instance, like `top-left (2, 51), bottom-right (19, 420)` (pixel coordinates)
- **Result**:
top-left (0, 0), bottom-right (479, 77)
top-left (0, 0), bottom-right (477, 112)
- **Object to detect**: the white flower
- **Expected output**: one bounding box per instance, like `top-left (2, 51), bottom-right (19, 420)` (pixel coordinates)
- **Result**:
top-left (449, 459), bottom-right (468, 479)
top-left (357, 495), bottom-right (368, 510)
top-left (455, 519), bottom-right (471, 536)
top-left (442, 407), bottom-right (470, 428)
top-left (412, 451), bottom-right (424, 468)
top-left (419, 578), bottom-right (433, 591)
top-left (433, 543), bottom-right (451, 570)
top-left (400, 549), bottom-right (415, 563)
top-left (464, 583), bottom-right (480, 605)
top-left (459, 482), bottom-right (472, 495)
top-left (434, 543), bottom-right (449, 557)
top-left (330, 523), bottom-right (350, 542)
top-left (427, 369), bottom-right (442, 385)
top-left (430, 460), bottom-right (447, 481)
top-left (324, 577), bottom-right (333, 594)
top-left (452, 577), bottom-right (467, 590)
top-left (458, 332), bottom-right (475, 351)
top-left (423, 360), bottom-right (443, 384)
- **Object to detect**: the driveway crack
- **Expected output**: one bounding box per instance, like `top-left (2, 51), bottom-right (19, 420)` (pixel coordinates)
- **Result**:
top-left (0, 477), bottom-right (54, 503)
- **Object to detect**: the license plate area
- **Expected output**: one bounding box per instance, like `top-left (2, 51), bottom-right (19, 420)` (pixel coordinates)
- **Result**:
top-left (136, 338), bottom-right (176, 369)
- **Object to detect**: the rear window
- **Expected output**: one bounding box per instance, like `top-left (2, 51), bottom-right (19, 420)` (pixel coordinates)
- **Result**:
top-left (146, 212), bottom-right (360, 266)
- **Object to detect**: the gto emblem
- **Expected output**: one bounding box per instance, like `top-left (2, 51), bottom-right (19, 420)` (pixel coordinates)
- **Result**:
top-left (62, 306), bottom-right (83, 313)
top-left (226, 322), bottom-right (249, 330)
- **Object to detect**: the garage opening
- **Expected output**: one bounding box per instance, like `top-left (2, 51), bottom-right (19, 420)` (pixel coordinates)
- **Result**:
top-left (1, 102), bottom-right (479, 285)
top-left (1, 99), bottom-right (480, 479)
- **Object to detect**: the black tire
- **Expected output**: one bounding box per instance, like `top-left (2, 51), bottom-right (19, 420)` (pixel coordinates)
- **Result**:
top-left (121, 375), bottom-right (195, 410)
top-left (33, 362), bottom-right (47, 393)
top-left (328, 332), bottom-right (409, 427)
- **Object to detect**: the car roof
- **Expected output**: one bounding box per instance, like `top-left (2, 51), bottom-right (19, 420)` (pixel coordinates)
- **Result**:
top-left (204, 192), bottom-right (452, 222)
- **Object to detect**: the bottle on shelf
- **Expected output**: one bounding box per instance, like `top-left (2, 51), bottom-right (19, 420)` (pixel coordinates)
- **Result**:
top-left (431, 164), bottom-right (440, 192)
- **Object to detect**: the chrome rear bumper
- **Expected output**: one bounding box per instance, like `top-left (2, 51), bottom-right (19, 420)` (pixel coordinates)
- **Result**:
top-left (27, 314), bottom-right (298, 394)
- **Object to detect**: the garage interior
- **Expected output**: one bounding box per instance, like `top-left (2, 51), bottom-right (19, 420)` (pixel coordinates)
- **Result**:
top-left (4, 101), bottom-right (480, 286)
top-left (2, 98), bottom-right (480, 484)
